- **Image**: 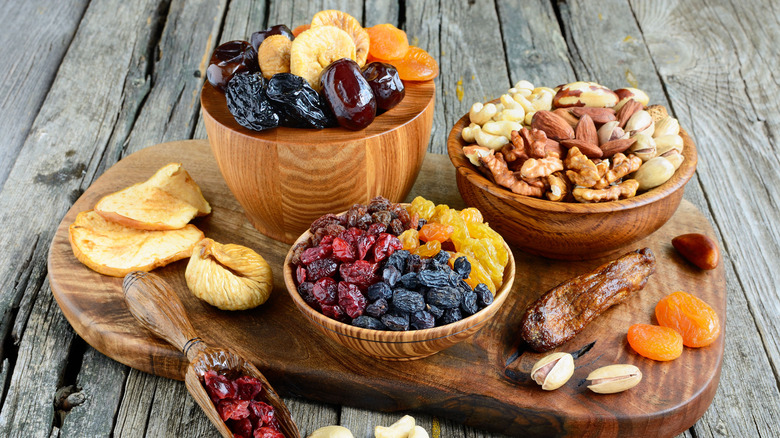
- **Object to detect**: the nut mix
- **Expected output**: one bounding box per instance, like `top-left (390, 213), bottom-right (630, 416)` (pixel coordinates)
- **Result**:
top-left (461, 80), bottom-right (686, 202)
top-left (290, 196), bottom-right (507, 331)
top-left (207, 10), bottom-right (438, 131)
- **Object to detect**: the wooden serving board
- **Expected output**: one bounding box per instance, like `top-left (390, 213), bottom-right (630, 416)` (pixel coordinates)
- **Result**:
top-left (48, 140), bottom-right (726, 437)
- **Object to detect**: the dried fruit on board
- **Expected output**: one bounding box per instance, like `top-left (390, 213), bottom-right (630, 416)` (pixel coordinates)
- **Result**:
top-left (655, 291), bottom-right (720, 347)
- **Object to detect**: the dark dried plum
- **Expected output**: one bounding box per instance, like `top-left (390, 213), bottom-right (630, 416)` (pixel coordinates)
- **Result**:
top-left (352, 315), bottom-right (386, 330)
top-left (461, 290), bottom-right (479, 315)
top-left (411, 310), bottom-right (435, 330)
top-left (475, 283), bottom-right (494, 308)
top-left (207, 40), bottom-right (258, 90)
top-left (362, 62), bottom-right (405, 111)
top-left (225, 73), bottom-right (279, 131)
top-left (454, 256), bottom-right (471, 279)
top-left (392, 289), bottom-right (425, 313)
top-left (266, 73), bottom-right (335, 129)
top-left (250, 24), bottom-right (294, 52)
top-left (426, 287), bottom-right (461, 309)
top-left (365, 298), bottom-right (389, 318)
top-left (381, 312), bottom-right (410, 331)
top-left (440, 308), bottom-right (463, 325)
top-left (418, 270), bottom-right (450, 288)
top-left (320, 58), bottom-right (376, 130)
top-left (366, 282), bottom-right (392, 301)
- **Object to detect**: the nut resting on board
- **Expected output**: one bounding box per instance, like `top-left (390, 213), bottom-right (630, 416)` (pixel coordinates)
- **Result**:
top-left (530, 352), bottom-right (574, 390)
top-left (586, 364), bottom-right (643, 394)
top-left (520, 248), bottom-right (657, 352)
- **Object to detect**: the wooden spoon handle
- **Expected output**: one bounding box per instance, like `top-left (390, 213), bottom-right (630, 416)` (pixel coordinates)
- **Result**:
top-left (123, 271), bottom-right (205, 361)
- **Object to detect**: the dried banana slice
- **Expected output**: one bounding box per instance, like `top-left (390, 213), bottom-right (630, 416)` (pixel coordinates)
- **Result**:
top-left (311, 10), bottom-right (369, 67)
top-left (290, 25), bottom-right (356, 89)
top-left (258, 34), bottom-right (292, 79)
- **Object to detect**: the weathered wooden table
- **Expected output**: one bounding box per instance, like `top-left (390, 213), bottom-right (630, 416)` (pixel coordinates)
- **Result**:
top-left (1, 0), bottom-right (778, 437)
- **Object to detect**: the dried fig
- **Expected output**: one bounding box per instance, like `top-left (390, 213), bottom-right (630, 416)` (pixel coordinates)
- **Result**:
top-left (257, 34), bottom-right (292, 79)
top-left (290, 25), bottom-right (356, 89)
top-left (185, 238), bottom-right (273, 310)
top-left (311, 10), bottom-right (369, 67)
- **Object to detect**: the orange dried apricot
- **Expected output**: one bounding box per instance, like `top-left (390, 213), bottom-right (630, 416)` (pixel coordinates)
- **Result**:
top-left (655, 291), bottom-right (720, 348)
top-left (413, 240), bottom-right (441, 258)
top-left (627, 324), bottom-right (683, 361)
top-left (292, 24), bottom-right (310, 37)
top-left (418, 223), bottom-right (454, 243)
top-left (392, 46), bottom-right (439, 81)
top-left (366, 23), bottom-right (409, 60)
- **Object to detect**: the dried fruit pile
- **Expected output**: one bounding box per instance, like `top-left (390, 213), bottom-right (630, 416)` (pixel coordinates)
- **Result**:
top-left (207, 11), bottom-right (438, 131)
top-left (290, 196), bottom-right (506, 331)
top-left (461, 80), bottom-right (686, 202)
top-left (202, 369), bottom-right (284, 438)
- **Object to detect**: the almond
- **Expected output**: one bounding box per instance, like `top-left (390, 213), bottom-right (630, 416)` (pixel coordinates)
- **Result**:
top-left (553, 108), bottom-right (579, 128)
top-left (561, 139), bottom-right (603, 158)
top-left (600, 138), bottom-right (637, 158)
top-left (570, 107), bottom-right (617, 124)
top-left (575, 114), bottom-right (598, 146)
top-left (616, 99), bottom-right (643, 129)
top-left (545, 139), bottom-right (563, 158)
top-left (531, 111), bottom-right (575, 142)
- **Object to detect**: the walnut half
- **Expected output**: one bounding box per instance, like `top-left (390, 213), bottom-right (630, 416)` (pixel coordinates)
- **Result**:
top-left (185, 238), bottom-right (273, 310)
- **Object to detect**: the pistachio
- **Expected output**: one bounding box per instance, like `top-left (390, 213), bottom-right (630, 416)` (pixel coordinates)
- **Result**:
top-left (624, 110), bottom-right (653, 136)
top-left (586, 364), bottom-right (642, 394)
top-left (597, 121), bottom-right (628, 145)
top-left (654, 134), bottom-right (684, 156)
top-left (653, 116), bottom-right (680, 138)
top-left (629, 134), bottom-right (657, 162)
top-left (662, 150), bottom-right (685, 170)
top-left (634, 157), bottom-right (675, 190)
top-left (530, 352), bottom-right (574, 391)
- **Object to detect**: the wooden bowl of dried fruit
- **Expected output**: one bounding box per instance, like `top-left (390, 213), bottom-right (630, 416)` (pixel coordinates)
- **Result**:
top-left (447, 87), bottom-right (697, 260)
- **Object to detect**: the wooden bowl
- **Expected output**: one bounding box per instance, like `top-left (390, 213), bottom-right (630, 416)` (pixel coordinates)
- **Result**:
top-left (282, 232), bottom-right (516, 361)
top-left (201, 80), bottom-right (435, 244)
top-left (447, 108), bottom-right (697, 260)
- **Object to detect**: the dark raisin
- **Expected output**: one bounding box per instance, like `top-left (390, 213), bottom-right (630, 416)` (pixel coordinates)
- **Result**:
top-left (305, 257), bottom-right (338, 282)
top-left (310, 213), bottom-right (341, 233)
top-left (456, 279), bottom-right (472, 296)
top-left (289, 241), bottom-right (308, 266)
top-left (385, 250), bottom-right (410, 273)
top-left (321, 304), bottom-right (349, 322)
top-left (454, 256), bottom-right (471, 279)
top-left (225, 72), bottom-right (279, 131)
top-left (382, 265), bottom-right (401, 287)
top-left (352, 315), bottom-right (386, 330)
top-left (371, 210), bottom-right (393, 225)
top-left (207, 41), bottom-right (258, 90)
top-left (366, 282), bottom-right (393, 301)
top-left (365, 298), bottom-right (389, 318)
top-left (389, 218), bottom-right (405, 235)
top-left (427, 304), bottom-right (444, 319)
top-left (433, 250), bottom-right (450, 265)
top-left (381, 312), bottom-right (410, 331)
top-left (297, 282), bottom-right (319, 310)
top-left (475, 283), bottom-right (494, 308)
top-left (312, 277), bottom-right (338, 305)
top-left (461, 290), bottom-right (479, 315)
top-left (367, 196), bottom-right (392, 213)
top-left (356, 213), bottom-right (373, 230)
top-left (418, 270), bottom-right (450, 288)
top-left (366, 222), bottom-right (388, 235)
top-left (331, 236), bottom-right (357, 262)
top-left (338, 282), bottom-right (367, 319)
top-left (406, 254), bottom-right (424, 273)
top-left (410, 310), bottom-right (435, 330)
top-left (426, 287), bottom-right (461, 309)
top-left (392, 289), bottom-right (425, 313)
top-left (266, 73), bottom-right (335, 129)
top-left (440, 308), bottom-right (463, 325)
top-left (398, 272), bottom-right (420, 290)
top-left (417, 218), bottom-right (427, 229)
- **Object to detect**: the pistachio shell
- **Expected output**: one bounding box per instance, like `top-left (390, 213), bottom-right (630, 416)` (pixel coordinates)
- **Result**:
top-left (634, 157), bottom-right (675, 190)
top-left (629, 134), bottom-right (657, 162)
top-left (530, 352), bottom-right (574, 391)
top-left (654, 134), bottom-right (684, 156)
top-left (653, 116), bottom-right (680, 138)
top-left (587, 364), bottom-right (642, 394)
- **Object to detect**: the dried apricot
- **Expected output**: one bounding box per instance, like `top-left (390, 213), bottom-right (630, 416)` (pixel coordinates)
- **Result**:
top-left (366, 23), bottom-right (409, 60)
top-left (392, 46), bottom-right (439, 81)
top-left (627, 324), bottom-right (683, 361)
top-left (419, 223), bottom-right (454, 243)
top-left (655, 291), bottom-right (720, 348)
top-left (292, 24), bottom-right (310, 37)
top-left (311, 10), bottom-right (369, 67)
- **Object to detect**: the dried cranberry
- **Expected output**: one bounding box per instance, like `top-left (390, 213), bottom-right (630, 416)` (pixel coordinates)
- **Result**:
top-left (305, 257), bottom-right (338, 282)
top-left (356, 234), bottom-right (377, 260)
top-left (295, 265), bottom-right (306, 284)
top-left (338, 282), bottom-right (367, 318)
top-left (321, 303), bottom-right (349, 322)
top-left (332, 237), bottom-right (357, 262)
top-left (339, 260), bottom-right (379, 288)
top-left (218, 399), bottom-right (251, 421)
top-left (230, 417), bottom-right (253, 437)
top-left (207, 40), bottom-right (258, 90)
top-left (320, 235), bottom-right (334, 246)
top-left (204, 370), bottom-right (237, 400)
top-left (312, 277), bottom-right (338, 305)
top-left (373, 233), bottom-right (402, 262)
top-left (300, 245), bottom-right (332, 265)
top-left (248, 401), bottom-right (275, 426)
top-left (254, 427), bottom-right (285, 438)
top-left (235, 376), bottom-right (264, 401)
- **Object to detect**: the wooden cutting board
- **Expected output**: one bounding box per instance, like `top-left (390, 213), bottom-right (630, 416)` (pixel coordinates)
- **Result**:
top-left (48, 140), bottom-right (726, 437)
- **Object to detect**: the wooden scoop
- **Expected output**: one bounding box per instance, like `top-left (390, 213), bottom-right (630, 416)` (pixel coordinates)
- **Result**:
top-left (122, 271), bottom-right (300, 438)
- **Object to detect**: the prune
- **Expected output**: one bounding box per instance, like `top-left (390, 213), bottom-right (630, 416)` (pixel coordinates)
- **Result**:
top-left (418, 270), bottom-right (450, 288)
top-left (411, 310), bottom-right (435, 330)
top-left (250, 24), bottom-right (294, 52)
top-left (300, 245), bottom-right (332, 265)
top-left (385, 250), bottom-right (410, 273)
top-left (461, 290), bottom-right (479, 315)
top-left (365, 298), bottom-right (389, 318)
top-left (454, 256), bottom-right (471, 279)
top-left (218, 399), bottom-right (250, 421)
top-left (427, 287), bottom-right (461, 309)
top-left (320, 58), bottom-right (377, 130)
top-left (312, 277), bottom-right (338, 305)
top-left (440, 308), bottom-right (463, 325)
top-left (305, 257), bottom-right (338, 282)
top-left (382, 265), bottom-right (401, 287)
top-left (266, 73), bottom-right (335, 129)
top-left (432, 250), bottom-right (450, 265)
top-left (339, 260), bottom-right (378, 287)
top-left (338, 282), bottom-right (366, 318)
top-left (398, 272), bottom-right (420, 290)
top-left (352, 315), bottom-right (386, 330)
top-left (381, 312), bottom-right (410, 331)
top-left (373, 233), bottom-right (403, 262)
top-left (366, 282), bottom-right (392, 301)
top-left (321, 303), bottom-right (349, 322)
top-left (207, 40), bottom-right (258, 90)
top-left (362, 62), bottom-right (405, 111)
top-left (331, 237), bottom-right (357, 262)
top-left (226, 73), bottom-right (279, 131)
top-left (475, 283), bottom-right (494, 308)
top-left (393, 289), bottom-right (425, 313)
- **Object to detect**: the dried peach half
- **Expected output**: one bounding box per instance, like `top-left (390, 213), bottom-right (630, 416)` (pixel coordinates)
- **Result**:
top-left (311, 10), bottom-right (369, 67)
top-left (290, 25), bottom-right (356, 89)
top-left (258, 34), bottom-right (292, 79)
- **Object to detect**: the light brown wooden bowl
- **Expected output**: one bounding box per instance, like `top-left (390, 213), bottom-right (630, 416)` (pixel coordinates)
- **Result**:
top-left (282, 231), bottom-right (515, 361)
top-left (201, 80), bottom-right (435, 245)
top-left (447, 107), bottom-right (697, 260)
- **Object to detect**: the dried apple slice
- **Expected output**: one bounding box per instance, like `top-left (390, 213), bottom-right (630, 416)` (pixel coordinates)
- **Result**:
top-left (310, 10), bottom-right (369, 67)
top-left (94, 163), bottom-right (211, 230)
top-left (69, 211), bottom-right (204, 277)
top-left (258, 35), bottom-right (292, 79)
top-left (290, 25), bottom-right (356, 89)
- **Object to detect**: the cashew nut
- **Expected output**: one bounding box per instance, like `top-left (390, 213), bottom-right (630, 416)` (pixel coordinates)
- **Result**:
top-left (375, 415), bottom-right (416, 438)
top-left (308, 425), bottom-right (355, 438)
top-left (475, 128), bottom-right (509, 149)
top-left (461, 123), bottom-right (480, 143)
top-left (469, 102), bottom-right (497, 125)
top-left (482, 120), bottom-right (522, 139)
top-left (497, 108), bottom-right (526, 122)
top-left (513, 80), bottom-right (534, 92)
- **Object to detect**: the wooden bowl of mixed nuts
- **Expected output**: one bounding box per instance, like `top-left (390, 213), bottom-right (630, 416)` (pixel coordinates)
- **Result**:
top-left (447, 81), bottom-right (697, 260)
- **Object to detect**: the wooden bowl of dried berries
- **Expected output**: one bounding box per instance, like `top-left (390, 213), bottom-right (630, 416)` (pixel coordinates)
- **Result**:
top-left (200, 11), bottom-right (438, 244)
top-left (447, 80), bottom-right (697, 260)
top-left (282, 196), bottom-right (515, 361)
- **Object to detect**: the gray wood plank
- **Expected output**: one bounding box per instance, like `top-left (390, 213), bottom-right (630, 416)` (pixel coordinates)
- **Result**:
top-left (0, 0), bottom-right (89, 190)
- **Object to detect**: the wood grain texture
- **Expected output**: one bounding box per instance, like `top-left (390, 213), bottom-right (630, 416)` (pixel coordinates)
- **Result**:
top-left (48, 140), bottom-right (725, 437)
top-left (201, 80), bottom-right (435, 244)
